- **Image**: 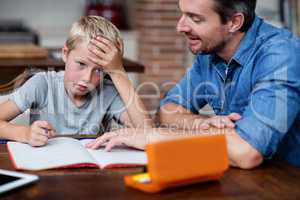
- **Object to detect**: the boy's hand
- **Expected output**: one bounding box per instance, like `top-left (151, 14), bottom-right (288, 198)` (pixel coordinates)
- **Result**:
top-left (25, 121), bottom-right (56, 147)
top-left (85, 128), bottom-right (149, 151)
top-left (87, 36), bottom-right (124, 74)
top-left (198, 113), bottom-right (241, 129)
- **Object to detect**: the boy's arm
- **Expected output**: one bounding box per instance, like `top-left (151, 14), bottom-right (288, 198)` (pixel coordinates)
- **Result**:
top-left (0, 100), bottom-right (30, 142)
top-left (0, 100), bottom-right (56, 146)
top-left (88, 36), bottom-right (153, 128)
top-left (110, 71), bottom-right (153, 128)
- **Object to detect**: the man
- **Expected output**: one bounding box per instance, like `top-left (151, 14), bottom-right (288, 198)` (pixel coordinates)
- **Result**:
top-left (87, 0), bottom-right (300, 169)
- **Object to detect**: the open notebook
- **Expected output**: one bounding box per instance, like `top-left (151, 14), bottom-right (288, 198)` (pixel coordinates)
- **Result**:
top-left (7, 137), bottom-right (147, 171)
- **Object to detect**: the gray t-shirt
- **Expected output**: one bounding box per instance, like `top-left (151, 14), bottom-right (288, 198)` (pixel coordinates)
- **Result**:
top-left (10, 71), bottom-right (125, 135)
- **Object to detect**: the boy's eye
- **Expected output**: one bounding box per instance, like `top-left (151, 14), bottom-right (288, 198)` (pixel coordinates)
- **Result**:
top-left (94, 68), bottom-right (103, 76)
top-left (77, 61), bottom-right (86, 67)
top-left (77, 61), bottom-right (86, 69)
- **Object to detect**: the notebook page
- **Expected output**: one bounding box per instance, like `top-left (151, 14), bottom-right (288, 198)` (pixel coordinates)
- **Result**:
top-left (80, 139), bottom-right (147, 169)
top-left (8, 137), bottom-right (96, 170)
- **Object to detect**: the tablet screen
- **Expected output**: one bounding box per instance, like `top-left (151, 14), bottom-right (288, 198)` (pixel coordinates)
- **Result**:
top-left (0, 169), bottom-right (39, 194)
top-left (0, 174), bottom-right (21, 185)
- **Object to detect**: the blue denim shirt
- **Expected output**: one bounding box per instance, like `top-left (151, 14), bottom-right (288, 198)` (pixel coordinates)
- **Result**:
top-left (161, 16), bottom-right (300, 167)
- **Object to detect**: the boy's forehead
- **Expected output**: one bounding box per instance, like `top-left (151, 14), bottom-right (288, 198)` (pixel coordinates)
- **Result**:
top-left (76, 38), bottom-right (89, 47)
top-left (70, 47), bottom-right (104, 69)
top-left (75, 35), bottom-right (116, 48)
top-left (70, 40), bottom-right (90, 53)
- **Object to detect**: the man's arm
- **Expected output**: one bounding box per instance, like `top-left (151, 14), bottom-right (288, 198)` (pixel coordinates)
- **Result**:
top-left (159, 103), bottom-right (208, 129)
top-left (88, 102), bottom-right (263, 169)
top-left (150, 127), bottom-right (263, 169)
top-left (159, 103), bottom-right (263, 169)
top-left (160, 103), bottom-right (242, 129)
top-left (86, 126), bottom-right (263, 169)
top-left (222, 128), bottom-right (263, 169)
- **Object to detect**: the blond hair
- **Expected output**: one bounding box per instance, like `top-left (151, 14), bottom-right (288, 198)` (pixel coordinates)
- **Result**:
top-left (65, 15), bottom-right (121, 51)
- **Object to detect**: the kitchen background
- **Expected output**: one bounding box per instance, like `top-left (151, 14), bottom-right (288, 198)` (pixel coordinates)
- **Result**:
top-left (0, 0), bottom-right (283, 47)
top-left (0, 0), bottom-right (298, 122)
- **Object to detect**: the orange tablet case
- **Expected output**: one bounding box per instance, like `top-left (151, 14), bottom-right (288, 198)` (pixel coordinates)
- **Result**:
top-left (124, 134), bottom-right (229, 193)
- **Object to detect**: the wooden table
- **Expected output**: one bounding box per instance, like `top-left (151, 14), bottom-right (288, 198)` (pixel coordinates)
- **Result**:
top-left (1, 145), bottom-right (300, 199)
top-left (0, 48), bottom-right (144, 93)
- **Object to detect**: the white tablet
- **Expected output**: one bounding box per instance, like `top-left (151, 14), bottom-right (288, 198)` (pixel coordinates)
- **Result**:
top-left (0, 169), bottom-right (39, 194)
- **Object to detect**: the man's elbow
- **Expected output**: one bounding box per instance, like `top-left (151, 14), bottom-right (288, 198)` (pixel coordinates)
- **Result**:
top-left (235, 150), bottom-right (263, 169)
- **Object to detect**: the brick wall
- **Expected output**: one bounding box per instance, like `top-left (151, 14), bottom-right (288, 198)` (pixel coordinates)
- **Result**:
top-left (134, 0), bottom-right (188, 117)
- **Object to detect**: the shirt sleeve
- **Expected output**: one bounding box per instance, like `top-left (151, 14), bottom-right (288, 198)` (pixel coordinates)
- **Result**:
top-left (235, 39), bottom-right (300, 159)
top-left (160, 56), bottom-right (207, 113)
top-left (9, 72), bottom-right (48, 112)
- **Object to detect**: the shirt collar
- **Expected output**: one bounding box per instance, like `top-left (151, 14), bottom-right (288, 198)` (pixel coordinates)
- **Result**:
top-left (232, 16), bottom-right (262, 67)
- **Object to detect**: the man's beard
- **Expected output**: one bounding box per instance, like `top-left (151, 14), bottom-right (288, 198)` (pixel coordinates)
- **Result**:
top-left (189, 38), bottom-right (228, 55)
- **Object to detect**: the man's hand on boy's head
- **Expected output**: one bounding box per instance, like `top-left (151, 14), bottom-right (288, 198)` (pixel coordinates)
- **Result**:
top-left (26, 121), bottom-right (57, 147)
top-left (87, 36), bottom-right (124, 74)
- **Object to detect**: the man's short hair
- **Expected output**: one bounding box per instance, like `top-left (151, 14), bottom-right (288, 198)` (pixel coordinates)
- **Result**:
top-left (212, 0), bottom-right (257, 32)
top-left (65, 15), bottom-right (121, 51)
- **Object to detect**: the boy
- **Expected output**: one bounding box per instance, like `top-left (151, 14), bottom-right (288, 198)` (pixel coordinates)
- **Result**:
top-left (0, 16), bottom-right (152, 147)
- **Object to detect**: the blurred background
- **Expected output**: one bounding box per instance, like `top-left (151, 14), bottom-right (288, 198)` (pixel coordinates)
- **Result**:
top-left (0, 0), bottom-right (299, 120)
